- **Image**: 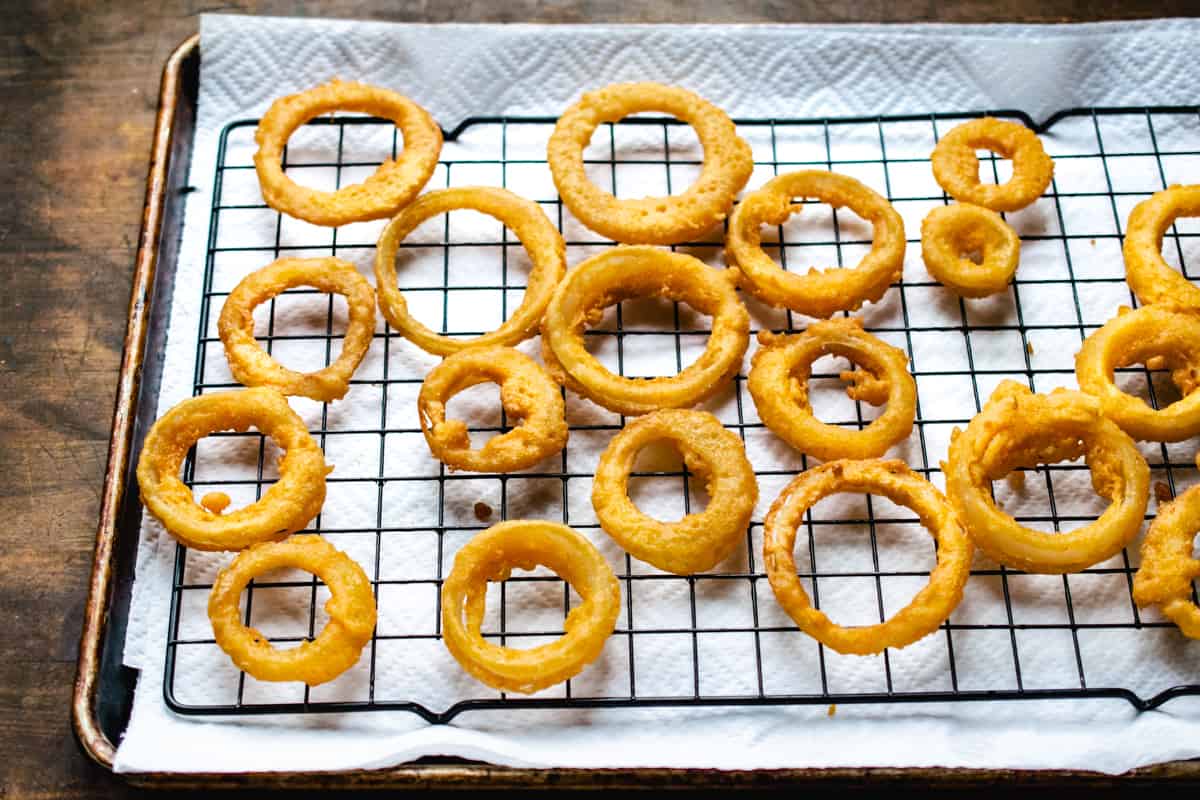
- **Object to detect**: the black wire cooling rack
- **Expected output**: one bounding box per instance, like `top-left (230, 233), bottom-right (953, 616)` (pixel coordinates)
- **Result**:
top-left (162, 106), bottom-right (1200, 723)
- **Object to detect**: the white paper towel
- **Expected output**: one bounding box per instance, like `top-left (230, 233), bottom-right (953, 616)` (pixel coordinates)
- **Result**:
top-left (115, 14), bottom-right (1200, 774)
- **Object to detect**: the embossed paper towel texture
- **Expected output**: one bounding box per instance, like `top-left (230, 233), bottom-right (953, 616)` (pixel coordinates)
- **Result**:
top-left (117, 14), bottom-right (1200, 773)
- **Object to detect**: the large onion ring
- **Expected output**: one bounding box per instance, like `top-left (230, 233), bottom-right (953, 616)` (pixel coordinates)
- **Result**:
top-left (374, 186), bottom-right (566, 356)
top-left (1076, 303), bottom-right (1200, 442)
top-left (930, 117), bottom-right (1054, 212)
top-left (441, 520), bottom-right (621, 693)
top-left (763, 459), bottom-right (971, 654)
top-left (1123, 185), bottom-right (1200, 308)
top-left (943, 380), bottom-right (1149, 573)
top-left (218, 257), bottom-right (376, 402)
top-left (253, 80), bottom-right (442, 226)
top-left (592, 409), bottom-right (757, 574)
top-left (748, 317), bottom-right (916, 461)
top-left (547, 82), bottom-right (753, 245)
top-left (725, 170), bottom-right (906, 318)
top-left (208, 535), bottom-right (377, 685)
top-left (1133, 484), bottom-right (1200, 638)
top-left (541, 246), bottom-right (750, 415)
top-left (418, 345), bottom-right (568, 472)
top-left (920, 203), bottom-right (1020, 297)
top-left (136, 388), bottom-right (329, 551)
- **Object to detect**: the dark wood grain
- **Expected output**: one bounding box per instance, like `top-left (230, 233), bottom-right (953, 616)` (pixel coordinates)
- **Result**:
top-left (2, 2), bottom-right (1198, 798)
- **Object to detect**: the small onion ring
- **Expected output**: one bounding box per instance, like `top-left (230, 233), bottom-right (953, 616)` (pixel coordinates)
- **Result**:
top-left (726, 170), bottom-right (906, 318)
top-left (218, 257), bottom-right (376, 402)
top-left (930, 117), bottom-right (1054, 212)
top-left (1133, 484), bottom-right (1200, 638)
top-left (747, 317), bottom-right (916, 461)
top-left (208, 535), bottom-right (377, 685)
top-left (441, 520), bottom-right (621, 693)
top-left (541, 246), bottom-right (750, 415)
top-left (763, 459), bottom-right (971, 655)
top-left (547, 82), bottom-right (753, 245)
top-left (253, 80), bottom-right (442, 226)
top-left (374, 186), bottom-right (567, 356)
top-left (1123, 185), bottom-right (1200, 308)
top-left (136, 388), bottom-right (329, 551)
top-left (1076, 303), bottom-right (1200, 442)
top-left (920, 203), bottom-right (1020, 297)
top-left (943, 380), bottom-right (1150, 573)
top-left (418, 345), bottom-right (568, 472)
top-left (592, 409), bottom-right (758, 574)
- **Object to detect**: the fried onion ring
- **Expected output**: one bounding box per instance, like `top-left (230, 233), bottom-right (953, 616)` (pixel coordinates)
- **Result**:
top-left (136, 388), bottom-right (329, 551)
top-left (763, 459), bottom-right (971, 654)
top-left (1133, 484), bottom-right (1200, 638)
top-left (541, 246), bottom-right (750, 415)
top-left (253, 80), bottom-right (442, 226)
top-left (725, 170), bottom-right (906, 317)
top-left (944, 380), bottom-right (1149, 573)
top-left (931, 117), bottom-right (1054, 212)
top-left (1076, 303), bottom-right (1200, 442)
top-left (1123, 185), bottom-right (1200, 308)
top-left (592, 409), bottom-right (757, 574)
top-left (218, 257), bottom-right (376, 402)
top-left (748, 318), bottom-right (916, 461)
top-left (208, 535), bottom-right (377, 685)
top-left (920, 203), bottom-right (1020, 297)
top-left (441, 520), bottom-right (621, 693)
top-left (418, 345), bottom-right (567, 472)
top-left (547, 82), bottom-right (753, 245)
top-left (374, 186), bottom-right (566, 356)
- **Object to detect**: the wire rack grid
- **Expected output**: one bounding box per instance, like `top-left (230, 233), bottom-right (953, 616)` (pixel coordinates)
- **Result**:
top-left (161, 106), bottom-right (1200, 724)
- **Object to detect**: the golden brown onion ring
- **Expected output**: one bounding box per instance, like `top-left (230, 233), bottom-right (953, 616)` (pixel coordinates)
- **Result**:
top-left (763, 459), bottom-right (971, 654)
top-left (441, 520), bottom-right (621, 693)
top-left (943, 380), bottom-right (1149, 573)
top-left (931, 117), bottom-right (1054, 212)
top-left (748, 317), bottom-right (916, 461)
top-left (218, 257), bottom-right (376, 402)
top-left (1133, 484), bottom-right (1200, 638)
top-left (253, 80), bottom-right (442, 226)
top-left (136, 388), bottom-right (329, 551)
top-left (418, 345), bottom-right (568, 472)
top-left (1076, 303), bottom-right (1200, 442)
top-left (548, 82), bottom-right (753, 245)
top-left (541, 246), bottom-right (750, 415)
top-left (1123, 185), bottom-right (1200, 308)
top-left (920, 203), bottom-right (1020, 297)
top-left (592, 409), bottom-right (757, 574)
top-left (374, 186), bottom-right (566, 356)
top-left (208, 535), bottom-right (376, 685)
top-left (725, 170), bottom-right (906, 318)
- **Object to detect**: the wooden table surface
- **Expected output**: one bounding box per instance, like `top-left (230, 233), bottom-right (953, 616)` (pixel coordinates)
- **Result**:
top-left (2, 2), bottom-right (1198, 797)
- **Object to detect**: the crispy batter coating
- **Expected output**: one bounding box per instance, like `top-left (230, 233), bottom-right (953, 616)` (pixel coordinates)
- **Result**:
top-left (375, 186), bottom-right (566, 356)
top-left (592, 409), bottom-right (757, 574)
top-left (548, 82), bottom-right (752, 245)
top-left (1123, 185), bottom-right (1200, 308)
top-left (748, 318), bottom-right (916, 461)
top-left (1133, 484), bottom-right (1200, 638)
top-left (137, 388), bottom-right (328, 551)
top-left (541, 246), bottom-right (750, 415)
top-left (763, 459), bottom-right (971, 654)
top-left (931, 117), bottom-right (1053, 212)
top-left (441, 521), bottom-right (620, 693)
top-left (253, 80), bottom-right (442, 226)
top-left (218, 257), bottom-right (376, 402)
top-left (944, 381), bottom-right (1149, 573)
top-left (418, 346), bottom-right (567, 472)
top-left (921, 203), bottom-right (1020, 297)
top-left (1076, 303), bottom-right (1200, 442)
top-left (208, 535), bottom-right (376, 684)
top-left (726, 170), bottom-right (906, 317)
